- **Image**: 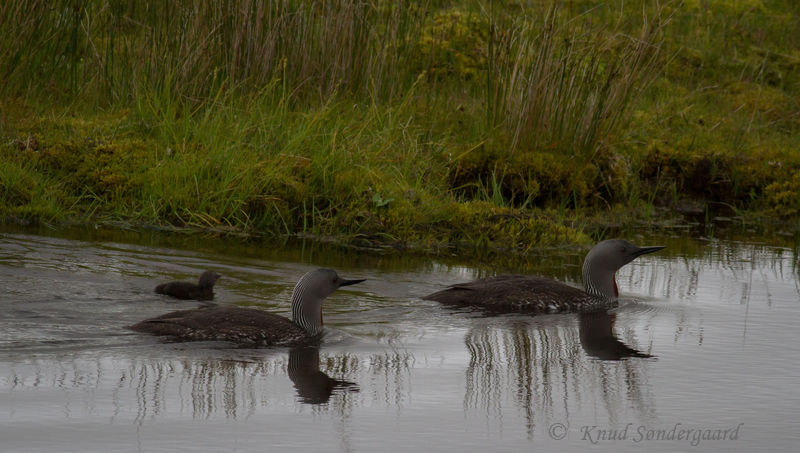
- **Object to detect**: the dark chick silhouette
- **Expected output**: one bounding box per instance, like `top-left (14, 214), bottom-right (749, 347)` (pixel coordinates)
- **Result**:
top-left (155, 270), bottom-right (221, 301)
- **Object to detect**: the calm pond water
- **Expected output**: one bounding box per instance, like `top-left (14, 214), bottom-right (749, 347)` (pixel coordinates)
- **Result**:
top-left (1, 225), bottom-right (799, 452)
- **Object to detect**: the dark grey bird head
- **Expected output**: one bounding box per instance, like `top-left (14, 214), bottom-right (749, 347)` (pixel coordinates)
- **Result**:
top-left (198, 270), bottom-right (222, 288)
top-left (581, 239), bottom-right (664, 300)
top-left (291, 268), bottom-right (365, 335)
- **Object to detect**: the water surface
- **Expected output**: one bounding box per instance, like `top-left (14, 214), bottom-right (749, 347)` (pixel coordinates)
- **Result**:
top-left (1, 226), bottom-right (799, 452)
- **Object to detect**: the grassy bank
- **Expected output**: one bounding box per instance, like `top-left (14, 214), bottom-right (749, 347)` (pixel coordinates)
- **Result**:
top-left (2, 1), bottom-right (799, 253)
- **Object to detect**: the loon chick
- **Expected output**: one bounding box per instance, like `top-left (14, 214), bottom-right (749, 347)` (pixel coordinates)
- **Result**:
top-left (155, 270), bottom-right (221, 301)
top-left (131, 268), bottom-right (365, 346)
top-left (422, 239), bottom-right (664, 314)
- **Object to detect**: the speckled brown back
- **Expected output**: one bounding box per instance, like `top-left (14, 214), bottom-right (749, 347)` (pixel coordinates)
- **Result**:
top-left (422, 275), bottom-right (614, 314)
top-left (129, 306), bottom-right (315, 346)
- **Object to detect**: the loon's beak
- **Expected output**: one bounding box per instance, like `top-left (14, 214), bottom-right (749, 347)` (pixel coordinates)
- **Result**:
top-left (633, 245), bottom-right (665, 257)
top-left (338, 278), bottom-right (366, 288)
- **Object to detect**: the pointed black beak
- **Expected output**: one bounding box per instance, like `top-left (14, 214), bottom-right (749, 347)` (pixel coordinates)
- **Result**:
top-left (338, 278), bottom-right (366, 288)
top-left (633, 245), bottom-right (665, 257)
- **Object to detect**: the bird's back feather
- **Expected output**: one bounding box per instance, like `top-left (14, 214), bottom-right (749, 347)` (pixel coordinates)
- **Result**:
top-left (422, 275), bottom-right (614, 314)
top-left (129, 306), bottom-right (313, 346)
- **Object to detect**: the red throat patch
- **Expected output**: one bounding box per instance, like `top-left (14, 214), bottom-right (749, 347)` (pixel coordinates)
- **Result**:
top-left (613, 275), bottom-right (619, 297)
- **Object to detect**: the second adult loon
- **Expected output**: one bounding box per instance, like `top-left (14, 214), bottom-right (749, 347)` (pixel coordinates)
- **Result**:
top-left (422, 239), bottom-right (664, 313)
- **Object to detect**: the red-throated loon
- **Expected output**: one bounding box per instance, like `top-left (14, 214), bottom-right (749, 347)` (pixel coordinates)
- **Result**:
top-left (131, 268), bottom-right (365, 346)
top-left (422, 239), bottom-right (664, 313)
top-left (155, 270), bottom-right (221, 301)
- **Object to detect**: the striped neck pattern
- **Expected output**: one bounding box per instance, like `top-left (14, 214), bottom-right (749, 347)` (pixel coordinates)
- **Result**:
top-left (291, 279), bottom-right (324, 336)
top-left (582, 259), bottom-right (615, 301)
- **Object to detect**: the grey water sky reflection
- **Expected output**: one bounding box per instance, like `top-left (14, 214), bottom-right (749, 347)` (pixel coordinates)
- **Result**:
top-left (1, 229), bottom-right (799, 452)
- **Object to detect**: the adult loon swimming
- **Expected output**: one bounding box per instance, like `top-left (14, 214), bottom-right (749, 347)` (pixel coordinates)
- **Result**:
top-left (131, 268), bottom-right (365, 346)
top-left (422, 239), bottom-right (664, 313)
top-left (155, 270), bottom-right (221, 301)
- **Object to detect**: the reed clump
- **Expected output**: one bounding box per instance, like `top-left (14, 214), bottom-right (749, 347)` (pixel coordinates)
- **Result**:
top-left (2, 1), bottom-right (799, 251)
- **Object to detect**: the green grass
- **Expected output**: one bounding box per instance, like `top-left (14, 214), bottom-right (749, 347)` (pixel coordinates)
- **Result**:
top-left (1, 0), bottom-right (799, 254)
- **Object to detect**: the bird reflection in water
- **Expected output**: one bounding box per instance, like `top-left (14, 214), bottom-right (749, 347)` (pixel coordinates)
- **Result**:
top-left (463, 311), bottom-right (656, 437)
top-left (113, 347), bottom-right (407, 421)
top-left (288, 346), bottom-right (359, 405)
top-left (579, 310), bottom-right (653, 360)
